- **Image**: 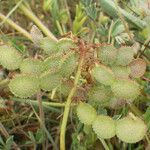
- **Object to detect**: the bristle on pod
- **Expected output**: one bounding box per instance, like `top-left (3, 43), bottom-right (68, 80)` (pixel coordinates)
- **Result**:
top-left (76, 102), bottom-right (97, 125)
top-left (97, 44), bottom-right (117, 65)
top-left (0, 45), bottom-right (23, 70)
top-left (92, 115), bottom-right (116, 139)
top-left (116, 115), bottom-right (147, 143)
top-left (90, 64), bottom-right (115, 86)
top-left (9, 75), bottom-right (39, 98)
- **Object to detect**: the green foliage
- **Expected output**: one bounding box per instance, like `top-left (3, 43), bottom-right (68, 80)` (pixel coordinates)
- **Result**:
top-left (100, 0), bottom-right (147, 29)
top-left (0, 136), bottom-right (14, 150)
top-left (0, 0), bottom-right (149, 149)
top-left (73, 4), bottom-right (88, 35)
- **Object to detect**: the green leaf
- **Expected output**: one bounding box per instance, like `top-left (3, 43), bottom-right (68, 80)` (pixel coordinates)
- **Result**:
top-left (85, 4), bottom-right (98, 20)
top-left (100, 0), bottom-right (147, 29)
top-left (5, 136), bottom-right (14, 150)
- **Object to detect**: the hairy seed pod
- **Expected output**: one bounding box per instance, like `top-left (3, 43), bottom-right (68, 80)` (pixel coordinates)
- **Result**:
top-left (57, 38), bottom-right (75, 53)
top-left (60, 53), bottom-right (78, 78)
top-left (90, 64), bottom-right (115, 85)
top-left (40, 71), bottom-right (62, 91)
top-left (20, 58), bottom-right (43, 75)
top-left (88, 85), bottom-right (112, 104)
top-left (77, 102), bottom-right (97, 125)
top-left (129, 58), bottom-right (146, 78)
top-left (116, 116), bottom-right (147, 143)
top-left (58, 80), bottom-right (73, 97)
top-left (0, 45), bottom-right (23, 70)
top-left (43, 56), bottom-right (61, 72)
top-left (112, 66), bottom-right (131, 79)
top-left (97, 44), bottom-right (117, 65)
top-left (115, 46), bottom-right (134, 66)
top-left (40, 37), bottom-right (57, 55)
top-left (111, 79), bottom-right (140, 101)
top-left (9, 75), bottom-right (39, 98)
top-left (92, 115), bottom-right (116, 139)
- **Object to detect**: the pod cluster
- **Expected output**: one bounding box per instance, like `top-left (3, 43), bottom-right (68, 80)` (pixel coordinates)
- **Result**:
top-left (77, 102), bottom-right (147, 143)
top-left (0, 37), bottom-right (78, 98)
top-left (89, 44), bottom-right (146, 108)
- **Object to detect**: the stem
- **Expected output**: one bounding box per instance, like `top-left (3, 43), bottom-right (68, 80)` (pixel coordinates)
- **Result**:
top-left (37, 91), bottom-right (45, 124)
top-left (60, 56), bottom-right (84, 150)
top-left (0, 78), bottom-right (9, 87)
top-left (19, 4), bottom-right (57, 41)
top-left (114, 0), bottom-right (134, 42)
top-left (56, 20), bottom-right (64, 35)
top-left (128, 102), bottom-right (143, 118)
top-left (63, 0), bottom-right (72, 28)
top-left (99, 138), bottom-right (110, 150)
top-left (12, 97), bottom-right (69, 107)
top-left (37, 91), bottom-right (45, 150)
top-left (0, 0), bottom-right (24, 26)
top-left (0, 13), bottom-right (32, 40)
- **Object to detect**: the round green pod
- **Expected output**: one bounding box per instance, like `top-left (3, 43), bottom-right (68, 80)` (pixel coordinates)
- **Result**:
top-left (9, 75), bottom-right (39, 98)
top-left (90, 64), bottom-right (115, 85)
top-left (40, 71), bottom-right (62, 91)
top-left (98, 44), bottom-right (117, 65)
top-left (0, 45), bottom-right (22, 70)
top-left (88, 85), bottom-right (112, 105)
top-left (57, 38), bottom-right (75, 53)
top-left (115, 46), bottom-right (134, 66)
top-left (40, 37), bottom-right (57, 55)
top-left (60, 53), bottom-right (78, 78)
top-left (92, 115), bottom-right (116, 139)
top-left (111, 66), bottom-right (131, 79)
top-left (111, 79), bottom-right (140, 101)
top-left (20, 58), bottom-right (43, 75)
top-left (76, 102), bottom-right (97, 125)
top-left (116, 116), bottom-right (147, 143)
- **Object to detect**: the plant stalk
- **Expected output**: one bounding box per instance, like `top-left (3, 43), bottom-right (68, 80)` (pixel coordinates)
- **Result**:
top-left (0, 13), bottom-right (32, 40)
top-left (60, 55), bottom-right (84, 150)
top-left (19, 4), bottom-right (57, 41)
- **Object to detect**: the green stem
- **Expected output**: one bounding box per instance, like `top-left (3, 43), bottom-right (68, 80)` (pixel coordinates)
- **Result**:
top-left (99, 138), bottom-right (110, 150)
top-left (56, 20), bottom-right (64, 35)
top-left (0, 78), bottom-right (9, 87)
top-left (0, 0), bottom-right (24, 26)
top-left (12, 97), bottom-right (67, 107)
top-left (60, 56), bottom-right (84, 150)
top-left (0, 13), bottom-right (32, 40)
top-left (128, 102), bottom-right (143, 117)
top-left (19, 4), bottom-right (57, 41)
top-left (114, 0), bottom-right (134, 42)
